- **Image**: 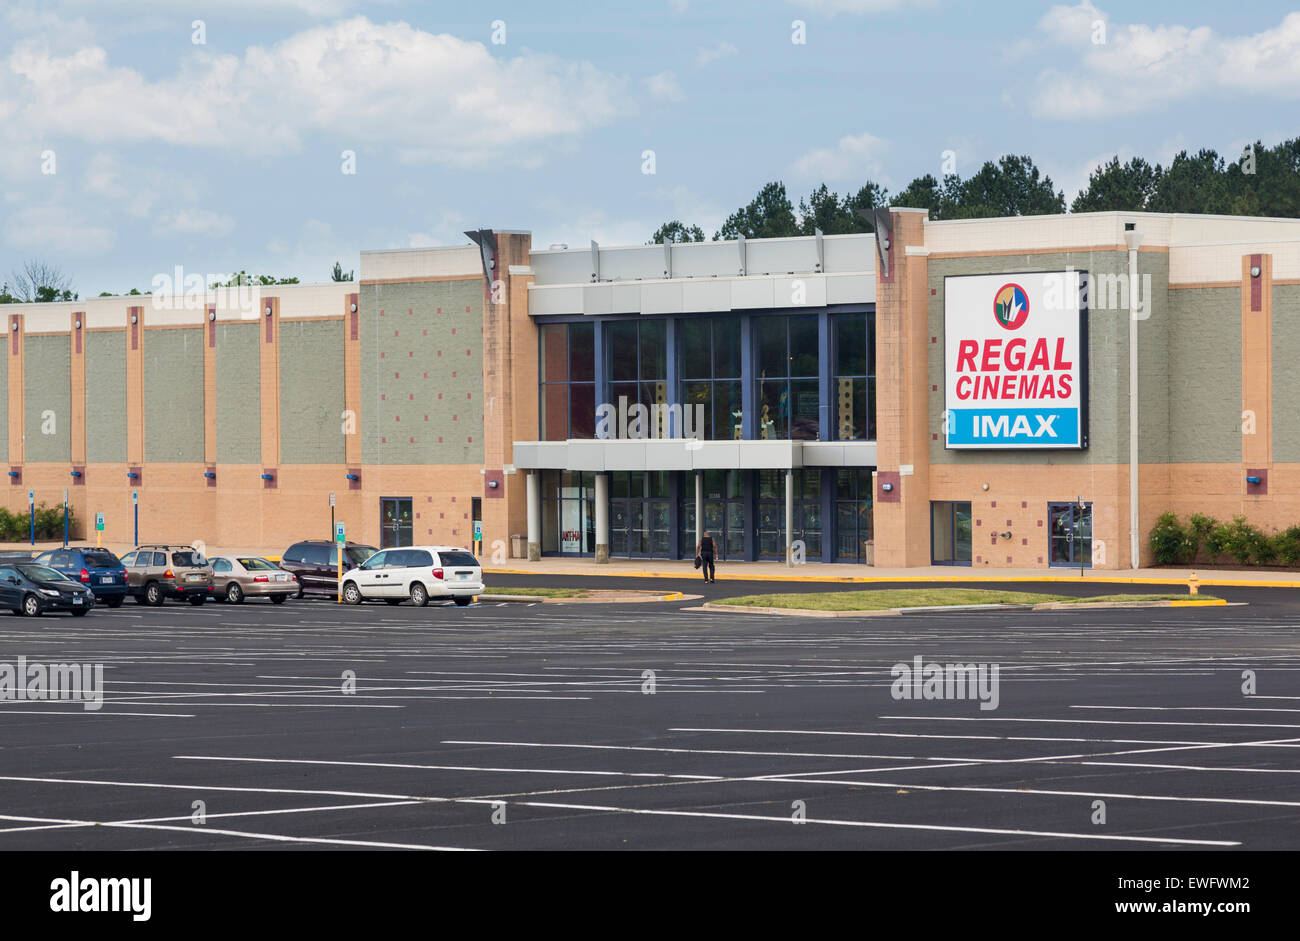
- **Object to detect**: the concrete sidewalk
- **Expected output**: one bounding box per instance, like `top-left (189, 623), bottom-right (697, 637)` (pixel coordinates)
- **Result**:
top-left (483, 555), bottom-right (1300, 588)
top-left (5, 539), bottom-right (1296, 588)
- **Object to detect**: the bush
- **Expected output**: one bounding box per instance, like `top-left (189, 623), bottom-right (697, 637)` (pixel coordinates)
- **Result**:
top-left (1149, 512), bottom-right (1193, 565)
top-left (1187, 513), bottom-right (1218, 562)
top-left (1272, 526), bottom-right (1300, 566)
top-left (0, 503), bottom-right (77, 542)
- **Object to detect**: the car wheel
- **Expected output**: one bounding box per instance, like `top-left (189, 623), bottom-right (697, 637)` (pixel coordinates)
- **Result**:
top-left (188, 594), bottom-right (206, 606)
top-left (72, 608), bottom-right (90, 617)
top-left (295, 581), bottom-right (304, 599)
top-left (410, 583), bottom-right (429, 607)
top-left (342, 582), bottom-right (362, 605)
top-left (454, 596), bottom-right (471, 607)
top-left (270, 594), bottom-right (288, 604)
top-left (106, 596), bottom-right (124, 608)
top-left (22, 594), bottom-right (42, 617)
top-left (145, 582), bottom-right (164, 606)
top-left (226, 583), bottom-right (244, 604)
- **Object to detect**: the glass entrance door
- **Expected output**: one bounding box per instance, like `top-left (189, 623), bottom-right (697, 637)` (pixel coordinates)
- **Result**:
top-left (380, 497), bottom-right (413, 549)
top-left (931, 501), bottom-right (972, 565)
top-left (611, 472), bottom-right (672, 558)
top-left (1049, 502), bottom-right (1092, 567)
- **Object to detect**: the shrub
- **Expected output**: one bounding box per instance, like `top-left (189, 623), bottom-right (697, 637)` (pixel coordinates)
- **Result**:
top-left (0, 503), bottom-right (77, 542)
top-left (1187, 513), bottom-right (1218, 562)
top-left (1272, 526), bottom-right (1300, 567)
top-left (1149, 512), bottom-right (1193, 565)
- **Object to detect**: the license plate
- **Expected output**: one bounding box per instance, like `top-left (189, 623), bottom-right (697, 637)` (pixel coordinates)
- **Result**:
top-left (186, 574), bottom-right (202, 582)
top-left (275, 574), bottom-right (288, 581)
top-left (72, 596), bottom-right (83, 605)
top-left (459, 573), bottom-right (472, 580)
top-left (99, 576), bottom-right (113, 584)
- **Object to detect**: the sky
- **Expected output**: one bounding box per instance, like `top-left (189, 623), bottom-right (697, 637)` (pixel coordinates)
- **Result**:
top-left (1, 0), bottom-right (1298, 296)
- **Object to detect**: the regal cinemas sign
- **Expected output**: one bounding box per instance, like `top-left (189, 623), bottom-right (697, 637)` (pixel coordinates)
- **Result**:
top-left (943, 271), bottom-right (1089, 450)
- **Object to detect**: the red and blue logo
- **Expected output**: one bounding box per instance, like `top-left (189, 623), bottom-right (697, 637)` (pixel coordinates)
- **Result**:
top-left (994, 283), bottom-right (1029, 329)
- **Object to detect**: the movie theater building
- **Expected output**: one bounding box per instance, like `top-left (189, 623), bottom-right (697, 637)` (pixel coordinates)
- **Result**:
top-left (3, 209), bottom-right (1299, 570)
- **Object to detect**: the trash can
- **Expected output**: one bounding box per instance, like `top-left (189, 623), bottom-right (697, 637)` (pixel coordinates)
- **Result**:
top-left (511, 534), bottom-right (524, 559)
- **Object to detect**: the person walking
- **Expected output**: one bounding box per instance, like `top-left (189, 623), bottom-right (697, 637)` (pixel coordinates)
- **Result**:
top-left (696, 530), bottom-right (717, 583)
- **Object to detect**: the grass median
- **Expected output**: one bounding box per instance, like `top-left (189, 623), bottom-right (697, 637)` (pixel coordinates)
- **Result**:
top-left (710, 588), bottom-right (1213, 611)
top-left (481, 586), bottom-right (592, 598)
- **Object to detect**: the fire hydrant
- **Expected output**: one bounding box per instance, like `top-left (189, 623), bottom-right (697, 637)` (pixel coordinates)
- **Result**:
top-left (1188, 572), bottom-right (1199, 596)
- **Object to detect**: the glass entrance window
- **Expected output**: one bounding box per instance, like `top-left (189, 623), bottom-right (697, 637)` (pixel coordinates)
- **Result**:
top-left (541, 470), bottom-right (595, 555)
top-left (610, 471), bottom-right (672, 558)
top-left (608, 320), bottom-right (669, 439)
top-left (755, 315), bottom-right (819, 440)
top-left (931, 501), bottom-right (972, 565)
top-left (380, 497), bottom-right (413, 549)
top-left (833, 312), bottom-right (876, 441)
top-left (539, 322), bottom-right (595, 440)
top-left (835, 468), bottom-right (875, 562)
top-left (681, 469), bottom-right (744, 559)
top-left (678, 316), bottom-right (742, 440)
top-left (1049, 502), bottom-right (1093, 567)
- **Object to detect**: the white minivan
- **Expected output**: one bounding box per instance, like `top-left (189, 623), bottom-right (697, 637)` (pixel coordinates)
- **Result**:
top-left (340, 545), bottom-right (483, 607)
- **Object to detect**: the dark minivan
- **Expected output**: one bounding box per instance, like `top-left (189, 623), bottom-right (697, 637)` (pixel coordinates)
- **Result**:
top-left (33, 547), bottom-right (129, 608)
top-left (279, 541), bottom-right (377, 597)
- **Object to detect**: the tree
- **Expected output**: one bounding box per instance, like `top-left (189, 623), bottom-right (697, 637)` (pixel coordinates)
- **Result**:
top-left (715, 181), bottom-right (799, 240)
top-left (331, 261), bottom-right (355, 281)
top-left (211, 270), bottom-right (300, 287)
top-left (8, 260), bottom-right (76, 302)
top-left (796, 182), bottom-right (886, 235)
top-left (1146, 149), bottom-right (1228, 214)
top-left (1071, 156), bottom-right (1163, 213)
top-left (649, 221), bottom-right (705, 244)
top-left (891, 174), bottom-right (946, 218)
top-left (943, 155), bottom-right (1065, 219)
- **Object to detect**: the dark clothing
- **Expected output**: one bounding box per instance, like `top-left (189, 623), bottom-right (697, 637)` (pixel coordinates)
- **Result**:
top-left (699, 536), bottom-right (716, 581)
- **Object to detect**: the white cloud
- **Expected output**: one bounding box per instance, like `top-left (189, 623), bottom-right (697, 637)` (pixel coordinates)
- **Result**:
top-left (788, 0), bottom-right (938, 13)
top-left (645, 71), bottom-right (684, 102)
top-left (791, 131), bottom-right (888, 182)
top-left (695, 42), bottom-right (738, 67)
top-left (2, 16), bottom-right (630, 166)
top-left (156, 208), bottom-right (235, 237)
top-left (1030, 3), bottom-right (1300, 118)
top-left (4, 205), bottom-right (116, 256)
top-left (406, 209), bottom-right (467, 249)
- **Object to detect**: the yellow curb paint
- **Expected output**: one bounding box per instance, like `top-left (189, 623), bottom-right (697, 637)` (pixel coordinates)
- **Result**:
top-left (1169, 598), bottom-right (1229, 607)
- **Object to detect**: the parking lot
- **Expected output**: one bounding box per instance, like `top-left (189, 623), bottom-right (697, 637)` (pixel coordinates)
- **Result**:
top-left (0, 579), bottom-right (1297, 850)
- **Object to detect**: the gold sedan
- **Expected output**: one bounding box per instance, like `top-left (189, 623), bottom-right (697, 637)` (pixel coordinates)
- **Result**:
top-left (209, 556), bottom-right (296, 604)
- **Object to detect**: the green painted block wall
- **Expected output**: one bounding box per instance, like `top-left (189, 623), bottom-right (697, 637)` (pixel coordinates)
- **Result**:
top-left (1272, 284), bottom-right (1300, 463)
top-left (24, 335), bottom-right (71, 463)
top-left (1167, 286), bottom-right (1241, 463)
top-left (928, 250), bottom-right (1172, 467)
top-left (0, 341), bottom-right (7, 463)
top-left (279, 319), bottom-right (345, 464)
top-left (85, 331), bottom-right (127, 463)
top-left (359, 279), bottom-right (484, 465)
top-left (143, 328), bottom-right (204, 463)
top-left (215, 323), bottom-right (261, 464)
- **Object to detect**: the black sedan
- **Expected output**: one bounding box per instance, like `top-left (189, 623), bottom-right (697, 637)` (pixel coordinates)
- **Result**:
top-left (0, 563), bottom-right (96, 617)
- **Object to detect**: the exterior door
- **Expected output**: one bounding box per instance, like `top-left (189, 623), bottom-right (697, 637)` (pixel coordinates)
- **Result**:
top-left (354, 550), bottom-right (389, 596)
top-left (380, 498), bottom-right (413, 549)
top-left (931, 501), bottom-right (973, 565)
top-left (1049, 502), bottom-right (1093, 567)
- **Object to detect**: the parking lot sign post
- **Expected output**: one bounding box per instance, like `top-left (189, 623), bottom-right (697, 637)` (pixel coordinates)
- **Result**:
top-left (95, 512), bottom-right (105, 548)
top-left (335, 521), bottom-right (345, 603)
top-left (473, 519), bottom-right (482, 555)
top-left (132, 490), bottom-right (139, 545)
top-left (63, 488), bottom-right (69, 548)
top-left (329, 492), bottom-right (336, 544)
top-left (28, 490), bottom-right (34, 546)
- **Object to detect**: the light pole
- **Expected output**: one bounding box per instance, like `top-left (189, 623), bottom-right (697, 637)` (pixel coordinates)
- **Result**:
top-left (1125, 225), bottom-right (1143, 569)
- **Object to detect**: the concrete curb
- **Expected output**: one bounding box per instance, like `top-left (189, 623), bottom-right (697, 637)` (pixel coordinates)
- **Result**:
top-left (698, 597), bottom-right (1229, 617)
top-left (1032, 598), bottom-right (1228, 610)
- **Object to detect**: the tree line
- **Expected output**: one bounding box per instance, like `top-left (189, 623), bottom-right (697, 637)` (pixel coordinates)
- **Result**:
top-left (650, 137), bottom-right (1300, 243)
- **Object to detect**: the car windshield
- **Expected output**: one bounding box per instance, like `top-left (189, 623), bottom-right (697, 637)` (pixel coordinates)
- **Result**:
top-left (16, 564), bottom-right (68, 582)
top-left (83, 550), bottom-right (119, 567)
top-left (346, 546), bottom-right (376, 564)
top-left (171, 551), bottom-right (205, 566)
top-left (238, 558), bottom-right (278, 571)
